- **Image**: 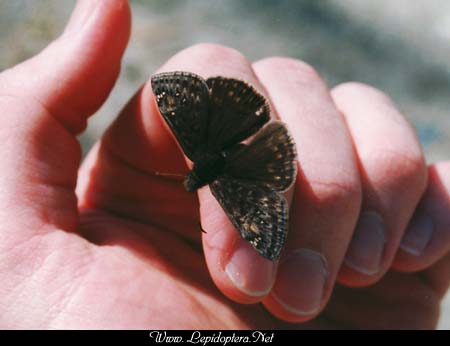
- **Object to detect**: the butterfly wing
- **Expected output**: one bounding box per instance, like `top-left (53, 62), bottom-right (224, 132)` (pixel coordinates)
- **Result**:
top-left (151, 71), bottom-right (210, 160)
top-left (224, 121), bottom-right (297, 192)
top-left (210, 178), bottom-right (288, 261)
top-left (205, 77), bottom-right (270, 151)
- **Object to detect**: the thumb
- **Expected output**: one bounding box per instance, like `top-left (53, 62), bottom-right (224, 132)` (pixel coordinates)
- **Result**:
top-left (0, 0), bottom-right (130, 238)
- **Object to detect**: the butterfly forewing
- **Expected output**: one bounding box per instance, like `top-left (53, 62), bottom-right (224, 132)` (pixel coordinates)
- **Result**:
top-left (151, 72), bottom-right (210, 160)
top-left (210, 178), bottom-right (288, 261)
top-left (224, 122), bottom-right (297, 192)
top-left (206, 77), bottom-right (270, 151)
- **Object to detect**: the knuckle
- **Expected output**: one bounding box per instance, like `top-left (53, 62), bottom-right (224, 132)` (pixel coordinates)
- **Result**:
top-left (431, 160), bottom-right (450, 175)
top-left (364, 148), bottom-right (427, 191)
top-left (332, 82), bottom-right (393, 106)
top-left (307, 175), bottom-right (362, 210)
top-left (257, 57), bottom-right (324, 86)
top-left (183, 43), bottom-right (248, 65)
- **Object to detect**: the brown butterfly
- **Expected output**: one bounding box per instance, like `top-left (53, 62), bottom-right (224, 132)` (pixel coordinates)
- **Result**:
top-left (151, 71), bottom-right (297, 260)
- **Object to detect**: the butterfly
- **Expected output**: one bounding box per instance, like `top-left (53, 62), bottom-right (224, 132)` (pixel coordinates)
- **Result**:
top-left (151, 71), bottom-right (297, 261)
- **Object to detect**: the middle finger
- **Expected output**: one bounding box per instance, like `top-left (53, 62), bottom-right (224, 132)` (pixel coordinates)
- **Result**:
top-left (253, 57), bottom-right (362, 322)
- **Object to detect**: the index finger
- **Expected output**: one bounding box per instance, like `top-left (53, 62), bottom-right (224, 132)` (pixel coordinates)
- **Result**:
top-left (158, 44), bottom-right (287, 303)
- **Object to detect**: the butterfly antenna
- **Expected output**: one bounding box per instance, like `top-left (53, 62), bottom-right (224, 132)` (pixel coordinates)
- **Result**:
top-left (150, 170), bottom-right (185, 181)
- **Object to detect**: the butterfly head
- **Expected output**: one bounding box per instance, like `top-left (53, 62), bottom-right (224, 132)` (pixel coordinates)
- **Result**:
top-left (184, 171), bottom-right (201, 192)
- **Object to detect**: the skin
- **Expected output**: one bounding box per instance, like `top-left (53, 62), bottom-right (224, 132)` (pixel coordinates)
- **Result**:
top-left (0, 0), bottom-right (449, 329)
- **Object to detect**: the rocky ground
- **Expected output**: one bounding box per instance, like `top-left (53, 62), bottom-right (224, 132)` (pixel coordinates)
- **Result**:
top-left (0, 0), bottom-right (448, 329)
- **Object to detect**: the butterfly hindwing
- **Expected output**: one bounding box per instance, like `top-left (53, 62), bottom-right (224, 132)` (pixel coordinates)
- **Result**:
top-left (151, 71), bottom-right (210, 160)
top-left (224, 122), bottom-right (297, 192)
top-left (210, 178), bottom-right (288, 261)
top-left (206, 77), bottom-right (270, 151)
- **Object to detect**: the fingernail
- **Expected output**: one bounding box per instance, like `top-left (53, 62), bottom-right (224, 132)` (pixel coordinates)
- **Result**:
top-left (64, 0), bottom-right (97, 35)
top-left (272, 249), bottom-right (329, 316)
top-left (345, 211), bottom-right (386, 276)
top-left (400, 211), bottom-right (434, 256)
top-left (225, 239), bottom-right (276, 297)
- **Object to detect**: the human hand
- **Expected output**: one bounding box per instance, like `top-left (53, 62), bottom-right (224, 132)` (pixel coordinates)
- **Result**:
top-left (1, 0), bottom-right (449, 329)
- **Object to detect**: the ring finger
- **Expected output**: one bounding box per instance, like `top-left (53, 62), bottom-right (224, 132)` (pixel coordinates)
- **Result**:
top-left (331, 82), bottom-right (427, 286)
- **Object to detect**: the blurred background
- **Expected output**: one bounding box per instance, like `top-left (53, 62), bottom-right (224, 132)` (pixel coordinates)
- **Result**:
top-left (0, 0), bottom-right (448, 329)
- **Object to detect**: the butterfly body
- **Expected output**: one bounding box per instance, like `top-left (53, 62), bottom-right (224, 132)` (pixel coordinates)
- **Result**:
top-left (151, 71), bottom-right (297, 261)
top-left (185, 151), bottom-right (227, 191)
